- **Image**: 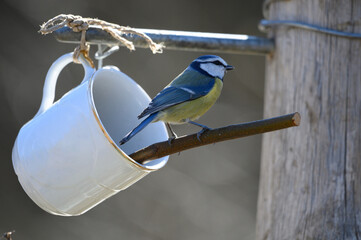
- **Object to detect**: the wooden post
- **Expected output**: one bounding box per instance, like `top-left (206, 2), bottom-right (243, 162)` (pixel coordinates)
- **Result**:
top-left (256, 1), bottom-right (361, 239)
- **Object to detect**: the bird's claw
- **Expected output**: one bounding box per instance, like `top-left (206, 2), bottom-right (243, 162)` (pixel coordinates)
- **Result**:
top-left (167, 136), bottom-right (177, 145)
top-left (196, 127), bottom-right (212, 141)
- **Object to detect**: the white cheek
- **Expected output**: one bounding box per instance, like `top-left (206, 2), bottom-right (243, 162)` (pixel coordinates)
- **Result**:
top-left (200, 63), bottom-right (225, 79)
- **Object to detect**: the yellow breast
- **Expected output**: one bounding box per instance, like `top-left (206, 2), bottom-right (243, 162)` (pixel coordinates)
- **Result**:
top-left (156, 78), bottom-right (223, 124)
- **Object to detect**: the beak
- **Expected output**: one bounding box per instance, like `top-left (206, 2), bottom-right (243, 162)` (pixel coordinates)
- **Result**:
top-left (226, 65), bottom-right (234, 71)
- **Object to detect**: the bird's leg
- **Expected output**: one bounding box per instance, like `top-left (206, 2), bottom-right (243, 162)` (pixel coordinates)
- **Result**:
top-left (166, 123), bottom-right (178, 145)
top-left (187, 120), bottom-right (212, 141)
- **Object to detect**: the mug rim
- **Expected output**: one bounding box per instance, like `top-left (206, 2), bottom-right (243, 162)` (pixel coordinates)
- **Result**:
top-left (86, 68), bottom-right (165, 172)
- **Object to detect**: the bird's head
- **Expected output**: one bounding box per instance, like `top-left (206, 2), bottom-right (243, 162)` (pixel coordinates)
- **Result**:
top-left (189, 55), bottom-right (234, 80)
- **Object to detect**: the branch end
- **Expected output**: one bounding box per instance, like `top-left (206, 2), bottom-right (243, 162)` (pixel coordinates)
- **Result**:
top-left (292, 112), bottom-right (301, 126)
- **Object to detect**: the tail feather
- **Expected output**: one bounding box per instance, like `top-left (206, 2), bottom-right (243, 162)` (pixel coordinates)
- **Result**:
top-left (119, 113), bottom-right (157, 145)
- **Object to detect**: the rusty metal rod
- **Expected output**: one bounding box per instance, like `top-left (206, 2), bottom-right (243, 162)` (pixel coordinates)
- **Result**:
top-left (54, 26), bottom-right (274, 55)
top-left (129, 112), bottom-right (300, 163)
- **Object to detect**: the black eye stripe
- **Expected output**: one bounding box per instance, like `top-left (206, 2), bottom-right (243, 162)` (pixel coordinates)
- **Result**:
top-left (213, 60), bottom-right (225, 66)
top-left (194, 59), bottom-right (226, 67)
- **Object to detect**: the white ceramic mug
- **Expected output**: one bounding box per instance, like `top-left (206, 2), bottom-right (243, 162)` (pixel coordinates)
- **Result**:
top-left (12, 53), bottom-right (169, 216)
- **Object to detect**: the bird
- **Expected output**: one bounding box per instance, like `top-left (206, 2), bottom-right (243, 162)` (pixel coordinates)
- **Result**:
top-left (119, 55), bottom-right (234, 145)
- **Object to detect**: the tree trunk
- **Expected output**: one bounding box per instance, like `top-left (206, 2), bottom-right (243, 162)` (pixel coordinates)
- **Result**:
top-left (256, 1), bottom-right (361, 239)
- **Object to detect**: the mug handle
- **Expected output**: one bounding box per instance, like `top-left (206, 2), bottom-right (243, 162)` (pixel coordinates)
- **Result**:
top-left (35, 53), bottom-right (96, 117)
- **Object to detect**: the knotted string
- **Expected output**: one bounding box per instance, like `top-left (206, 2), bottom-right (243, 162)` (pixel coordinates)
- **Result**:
top-left (39, 14), bottom-right (164, 65)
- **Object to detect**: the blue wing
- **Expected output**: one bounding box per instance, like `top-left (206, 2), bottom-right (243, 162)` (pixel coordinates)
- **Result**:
top-left (138, 69), bottom-right (215, 119)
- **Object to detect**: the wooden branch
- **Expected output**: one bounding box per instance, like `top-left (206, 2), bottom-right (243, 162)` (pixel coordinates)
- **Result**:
top-left (129, 112), bottom-right (300, 164)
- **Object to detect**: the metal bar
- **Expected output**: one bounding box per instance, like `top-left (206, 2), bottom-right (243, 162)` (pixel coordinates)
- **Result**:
top-left (54, 26), bottom-right (274, 55)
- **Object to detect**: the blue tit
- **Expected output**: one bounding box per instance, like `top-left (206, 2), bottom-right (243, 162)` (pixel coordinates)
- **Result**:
top-left (119, 55), bottom-right (233, 145)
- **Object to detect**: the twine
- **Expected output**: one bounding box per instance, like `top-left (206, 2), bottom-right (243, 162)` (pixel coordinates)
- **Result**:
top-left (39, 14), bottom-right (164, 64)
top-left (259, 19), bottom-right (361, 39)
top-left (261, 0), bottom-right (361, 39)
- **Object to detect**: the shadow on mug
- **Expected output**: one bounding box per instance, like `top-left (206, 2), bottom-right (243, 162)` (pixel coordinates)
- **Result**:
top-left (90, 66), bottom-right (169, 169)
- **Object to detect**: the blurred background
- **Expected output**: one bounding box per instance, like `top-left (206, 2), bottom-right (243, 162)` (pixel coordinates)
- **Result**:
top-left (0, 0), bottom-right (265, 239)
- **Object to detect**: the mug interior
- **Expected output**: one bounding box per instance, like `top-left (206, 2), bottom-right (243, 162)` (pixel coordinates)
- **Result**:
top-left (90, 66), bottom-right (169, 170)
